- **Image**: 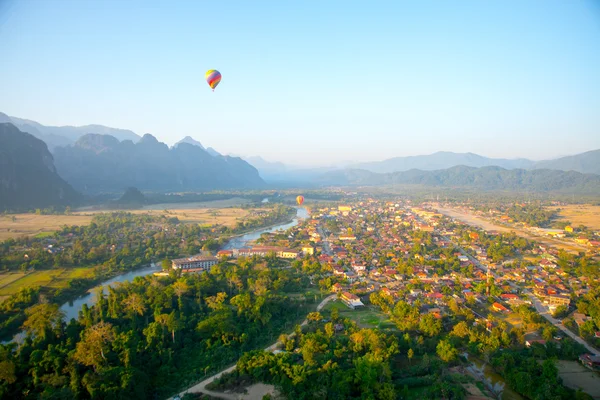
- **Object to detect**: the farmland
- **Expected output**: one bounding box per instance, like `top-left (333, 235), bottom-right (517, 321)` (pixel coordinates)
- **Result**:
top-left (0, 268), bottom-right (95, 302)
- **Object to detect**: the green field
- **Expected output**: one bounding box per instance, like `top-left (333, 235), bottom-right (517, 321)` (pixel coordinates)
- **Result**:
top-left (0, 268), bottom-right (95, 297)
top-left (322, 300), bottom-right (395, 329)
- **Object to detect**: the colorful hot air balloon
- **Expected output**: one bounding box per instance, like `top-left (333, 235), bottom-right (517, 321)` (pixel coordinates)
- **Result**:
top-left (296, 195), bottom-right (304, 206)
top-left (205, 70), bottom-right (222, 91)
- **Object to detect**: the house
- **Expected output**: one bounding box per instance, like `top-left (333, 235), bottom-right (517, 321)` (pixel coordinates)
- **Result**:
top-left (302, 246), bottom-right (314, 255)
top-left (492, 302), bottom-right (510, 313)
top-left (341, 292), bottom-right (364, 309)
top-left (172, 255), bottom-right (218, 272)
top-left (217, 250), bottom-right (233, 258)
top-left (331, 283), bottom-right (343, 293)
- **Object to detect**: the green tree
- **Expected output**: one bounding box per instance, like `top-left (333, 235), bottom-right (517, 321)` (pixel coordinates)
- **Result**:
top-left (436, 339), bottom-right (458, 363)
top-left (73, 321), bottom-right (115, 371)
top-left (22, 303), bottom-right (65, 341)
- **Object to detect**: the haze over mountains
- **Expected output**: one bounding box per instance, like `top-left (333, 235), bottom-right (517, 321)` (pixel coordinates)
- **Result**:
top-left (0, 123), bottom-right (80, 210)
top-left (53, 133), bottom-right (264, 193)
top-left (318, 166), bottom-right (600, 193)
top-left (0, 112), bottom-right (140, 150)
top-left (1, 113), bottom-right (599, 203)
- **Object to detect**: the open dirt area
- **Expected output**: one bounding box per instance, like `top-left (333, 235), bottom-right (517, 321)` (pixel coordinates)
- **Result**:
top-left (436, 206), bottom-right (589, 254)
top-left (0, 204), bottom-right (250, 241)
top-left (0, 214), bottom-right (94, 241)
top-left (555, 360), bottom-right (600, 399)
top-left (548, 204), bottom-right (600, 231)
top-left (84, 208), bottom-right (250, 227)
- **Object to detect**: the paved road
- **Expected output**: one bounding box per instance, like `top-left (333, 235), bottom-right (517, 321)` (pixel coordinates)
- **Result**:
top-left (169, 294), bottom-right (337, 400)
top-left (525, 291), bottom-right (599, 355)
top-left (442, 227), bottom-right (600, 356)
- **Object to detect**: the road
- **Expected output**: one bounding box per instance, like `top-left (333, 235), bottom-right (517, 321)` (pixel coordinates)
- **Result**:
top-left (169, 294), bottom-right (337, 400)
top-left (525, 291), bottom-right (599, 355)
top-left (436, 206), bottom-right (589, 254)
top-left (441, 223), bottom-right (600, 355)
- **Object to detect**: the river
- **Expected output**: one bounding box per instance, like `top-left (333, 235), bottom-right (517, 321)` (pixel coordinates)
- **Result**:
top-left (222, 206), bottom-right (309, 250)
top-left (6, 206), bottom-right (309, 344)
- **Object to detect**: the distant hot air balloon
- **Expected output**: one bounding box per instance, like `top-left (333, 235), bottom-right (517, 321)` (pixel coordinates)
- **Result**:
top-left (205, 70), bottom-right (222, 91)
top-left (296, 196), bottom-right (304, 206)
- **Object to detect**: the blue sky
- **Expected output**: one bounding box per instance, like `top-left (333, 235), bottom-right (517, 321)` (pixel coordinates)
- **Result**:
top-left (1, 0), bottom-right (599, 166)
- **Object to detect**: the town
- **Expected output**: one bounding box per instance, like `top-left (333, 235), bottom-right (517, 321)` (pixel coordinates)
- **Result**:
top-left (166, 198), bottom-right (600, 399)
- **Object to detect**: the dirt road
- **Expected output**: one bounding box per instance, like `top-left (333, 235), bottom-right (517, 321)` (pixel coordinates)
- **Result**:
top-left (169, 294), bottom-right (337, 400)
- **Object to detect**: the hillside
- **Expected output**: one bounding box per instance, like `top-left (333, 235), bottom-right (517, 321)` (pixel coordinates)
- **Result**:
top-left (533, 149), bottom-right (600, 175)
top-left (0, 112), bottom-right (140, 150)
top-left (53, 133), bottom-right (265, 193)
top-left (0, 123), bottom-right (80, 210)
top-left (354, 151), bottom-right (535, 173)
top-left (318, 165), bottom-right (600, 193)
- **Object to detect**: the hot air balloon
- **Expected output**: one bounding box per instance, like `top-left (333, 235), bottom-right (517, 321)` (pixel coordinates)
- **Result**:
top-left (205, 70), bottom-right (222, 91)
top-left (296, 196), bottom-right (304, 206)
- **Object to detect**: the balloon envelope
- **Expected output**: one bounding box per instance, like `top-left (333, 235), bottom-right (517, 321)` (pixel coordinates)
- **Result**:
top-left (205, 70), bottom-right (222, 91)
top-left (296, 196), bottom-right (304, 205)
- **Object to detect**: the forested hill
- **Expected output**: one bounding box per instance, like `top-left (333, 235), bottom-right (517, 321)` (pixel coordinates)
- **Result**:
top-left (318, 165), bottom-right (600, 193)
top-left (53, 133), bottom-right (265, 193)
top-left (0, 123), bottom-right (81, 211)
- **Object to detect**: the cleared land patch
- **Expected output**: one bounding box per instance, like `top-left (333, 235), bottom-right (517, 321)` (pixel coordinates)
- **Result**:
top-left (0, 268), bottom-right (95, 297)
top-left (0, 205), bottom-right (250, 241)
top-left (0, 214), bottom-right (94, 241)
top-left (436, 206), bottom-right (588, 253)
top-left (323, 300), bottom-right (395, 329)
top-left (555, 360), bottom-right (600, 399)
top-left (548, 204), bottom-right (600, 231)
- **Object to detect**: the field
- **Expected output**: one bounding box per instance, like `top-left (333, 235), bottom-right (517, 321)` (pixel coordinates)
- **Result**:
top-left (107, 208), bottom-right (249, 227)
top-left (0, 204), bottom-right (250, 241)
top-left (555, 360), bottom-right (600, 399)
top-left (322, 300), bottom-right (395, 330)
top-left (548, 204), bottom-right (600, 231)
top-left (0, 214), bottom-right (95, 241)
top-left (0, 268), bottom-right (95, 302)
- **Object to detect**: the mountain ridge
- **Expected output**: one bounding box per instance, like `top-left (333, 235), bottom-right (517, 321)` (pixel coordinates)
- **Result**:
top-left (53, 133), bottom-right (264, 193)
top-left (0, 123), bottom-right (81, 210)
top-left (317, 165), bottom-right (600, 193)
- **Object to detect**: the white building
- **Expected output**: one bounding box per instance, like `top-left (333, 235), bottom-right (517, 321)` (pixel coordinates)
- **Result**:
top-left (171, 255), bottom-right (218, 272)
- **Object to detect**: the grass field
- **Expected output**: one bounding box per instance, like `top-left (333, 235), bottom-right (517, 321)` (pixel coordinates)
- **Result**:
top-left (0, 214), bottom-right (94, 241)
top-left (555, 360), bottom-right (600, 399)
top-left (0, 268), bottom-right (95, 298)
top-left (549, 204), bottom-right (600, 231)
top-left (322, 300), bottom-right (395, 329)
top-left (0, 206), bottom-right (250, 241)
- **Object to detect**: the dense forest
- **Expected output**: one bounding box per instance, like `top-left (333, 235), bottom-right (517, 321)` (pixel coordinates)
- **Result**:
top-left (0, 205), bottom-right (295, 341)
top-left (0, 257), bottom-right (318, 399)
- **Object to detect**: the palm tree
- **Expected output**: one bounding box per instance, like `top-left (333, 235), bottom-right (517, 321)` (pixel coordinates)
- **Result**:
top-left (172, 279), bottom-right (189, 310)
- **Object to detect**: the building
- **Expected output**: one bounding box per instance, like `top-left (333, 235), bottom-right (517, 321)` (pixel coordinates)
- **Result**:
top-left (331, 283), bottom-right (343, 293)
top-left (546, 294), bottom-right (571, 307)
top-left (492, 302), bottom-right (510, 313)
top-left (341, 292), bottom-right (364, 309)
top-left (172, 255), bottom-right (218, 272)
top-left (302, 246), bottom-right (314, 255)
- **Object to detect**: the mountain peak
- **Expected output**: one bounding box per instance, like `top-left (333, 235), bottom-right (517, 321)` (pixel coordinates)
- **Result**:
top-left (175, 136), bottom-right (205, 149)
